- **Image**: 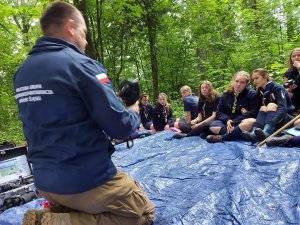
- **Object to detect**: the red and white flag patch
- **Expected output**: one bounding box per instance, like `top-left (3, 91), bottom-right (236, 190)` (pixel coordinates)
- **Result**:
top-left (96, 73), bottom-right (109, 83)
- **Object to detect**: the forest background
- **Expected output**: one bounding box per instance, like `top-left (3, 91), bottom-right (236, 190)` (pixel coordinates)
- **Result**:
top-left (0, 0), bottom-right (299, 144)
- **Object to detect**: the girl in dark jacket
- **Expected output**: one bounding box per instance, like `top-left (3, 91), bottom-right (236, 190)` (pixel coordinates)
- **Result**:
top-left (242, 68), bottom-right (294, 142)
top-left (284, 48), bottom-right (300, 112)
top-left (139, 93), bottom-right (154, 130)
top-left (206, 71), bottom-right (260, 143)
top-left (173, 80), bottom-right (219, 139)
top-left (153, 93), bottom-right (175, 131)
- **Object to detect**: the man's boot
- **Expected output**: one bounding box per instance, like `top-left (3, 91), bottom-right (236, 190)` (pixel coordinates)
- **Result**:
top-left (40, 212), bottom-right (72, 225)
top-left (254, 123), bottom-right (276, 142)
top-left (266, 134), bottom-right (294, 147)
top-left (23, 209), bottom-right (50, 225)
top-left (22, 205), bottom-right (75, 225)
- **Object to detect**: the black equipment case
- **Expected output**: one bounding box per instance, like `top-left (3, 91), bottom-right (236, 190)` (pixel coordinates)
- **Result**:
top-left (0, 145), bottom-right (38, 213)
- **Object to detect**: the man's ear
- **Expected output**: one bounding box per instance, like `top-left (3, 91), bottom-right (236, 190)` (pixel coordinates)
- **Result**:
top-left (65, 19), bottom-right (76, 37)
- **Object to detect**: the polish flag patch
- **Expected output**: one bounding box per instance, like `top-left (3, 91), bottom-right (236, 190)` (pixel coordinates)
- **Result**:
top-left (96, 73), bottom-right (109, 83)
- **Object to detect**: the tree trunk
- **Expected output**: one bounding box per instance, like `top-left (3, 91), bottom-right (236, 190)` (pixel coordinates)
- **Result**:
top-left (144, 2), bottom-right (159, 100)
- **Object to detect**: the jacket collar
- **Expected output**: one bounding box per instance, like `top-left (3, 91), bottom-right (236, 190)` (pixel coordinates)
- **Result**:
top-left (29, 37), bottom-right (84, 55)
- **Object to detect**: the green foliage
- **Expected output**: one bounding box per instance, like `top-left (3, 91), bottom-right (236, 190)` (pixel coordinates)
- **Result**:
top-left (0, 118), bottom-right (26, 145)
top-left (169, 98), bottom-right (186, 120)
top-left (0, 0), bottom-right (45, 144)
top-left (0, 0), bottom-right (300, 144)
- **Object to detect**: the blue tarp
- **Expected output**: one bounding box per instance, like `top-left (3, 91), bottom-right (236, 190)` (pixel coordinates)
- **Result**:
top-left (1, 130), bottom-right (300, 225)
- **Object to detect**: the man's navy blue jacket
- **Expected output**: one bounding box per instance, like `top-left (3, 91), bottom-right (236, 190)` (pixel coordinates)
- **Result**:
top-left (217, 87), bottom-right (260, 125)
top-left (14, 37), bottom-right (140, 194)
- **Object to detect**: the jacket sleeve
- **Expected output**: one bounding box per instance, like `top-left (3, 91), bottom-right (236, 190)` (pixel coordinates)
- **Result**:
top-left (213, 97), bottom-right (220, 112)
top-left (148, 104), bottom-right (154, 120)
top-left (139, 104), bottom-right (146, 125)
top-left (75, 59), bottom-right (140, 139)
top-left (216, 94), bottom-right (231, 123)
top-left (269, 87), bottom-right (288, 126)
top-left (232, 90), bottom-right (260, 124)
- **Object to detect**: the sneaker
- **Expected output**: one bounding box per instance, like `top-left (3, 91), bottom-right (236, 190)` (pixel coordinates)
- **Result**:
top-left (199, 132), bottom-right (209, 139)
top-left (173, 133), bottom-right (187, 139)
top-left (206, 135), bottom-right (223, 143)
top-left (241, 131), bottom-right (258, 143)
top-left (254, 128), bottom-right (268, 142)
top-left (266, 134), bottom-right (294, 147)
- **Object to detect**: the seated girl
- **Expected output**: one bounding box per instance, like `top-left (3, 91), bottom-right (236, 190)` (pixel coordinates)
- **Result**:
top-left (206, 71), bottom-right (260, 143)
top-left (174, 85), bottom-right (199, 133)
top-left (139, 93), bottom-right (154, 130)
top-left (283, 48), bottom-right (300, 112)
top-left (173, 81), bottom-right (219, 139)
top-left (153, 93), bottom-right (175, 131)
top-left (241, 68), bottom-right (295, 143)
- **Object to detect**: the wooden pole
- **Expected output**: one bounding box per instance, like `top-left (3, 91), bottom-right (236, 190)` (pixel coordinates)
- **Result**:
top-left (257, 114), bottom-right (300, 147)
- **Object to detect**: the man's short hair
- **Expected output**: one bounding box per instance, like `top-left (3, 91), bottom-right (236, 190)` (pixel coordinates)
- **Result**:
top-left (40, 1), bottom-right (80, 36)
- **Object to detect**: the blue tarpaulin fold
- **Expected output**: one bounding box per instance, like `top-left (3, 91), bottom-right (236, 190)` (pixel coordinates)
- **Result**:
top-left (1, 130), bottom-right (299, 225)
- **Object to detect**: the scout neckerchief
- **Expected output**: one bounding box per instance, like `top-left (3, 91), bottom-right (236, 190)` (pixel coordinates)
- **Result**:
top-left (202, 99), bottom-right (207, 119)
top-left (143, 104), bottom-right (149, 119)
top-left (163, 104), bottom-right (169, 123)
top-left (231, 92), bottom-right (239, 113)
top-left (260, 81), bottom-right (274, 106)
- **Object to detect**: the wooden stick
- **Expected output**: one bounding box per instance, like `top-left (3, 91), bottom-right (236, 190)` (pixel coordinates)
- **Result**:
top-left (257, 113), bottom-right (300, 147)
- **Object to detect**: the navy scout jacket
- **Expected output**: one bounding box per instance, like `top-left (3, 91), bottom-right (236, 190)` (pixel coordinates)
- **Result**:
top-left (258, 81), bottom-right (294, 126)
top-left (153, 103), bottom-right (175, 131)
top-left (139, 102), bottom-right (154, 127)
top-left (217, 87), bottom-right (260, 125)
top-left (14, 37), bottom-right (140, 194)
